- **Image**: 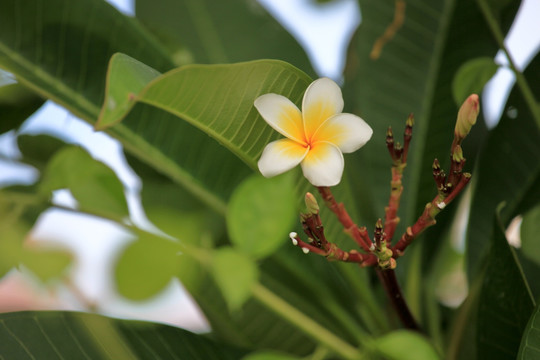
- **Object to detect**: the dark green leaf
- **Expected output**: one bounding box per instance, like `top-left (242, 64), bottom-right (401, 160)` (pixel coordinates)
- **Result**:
top-left (115, 231), bottom-right (181, 301)
top-left (0, 311), bottom-right (247, 359)
top-left (135, 0), bottom-right (315, 76)
top-left (518, 303), bottom-right (540, 359)
top-left (17, 134), bottom-right (67, 171)
top-left (344, 0), bottom-right (519, 229)
top-left (452, 57), bottom-right (499, 105)
top-left (211, 247), bottom-right (259, 311)
top-left (243, 351), bottom-right (302, 360)
top-left (39, 146), bottom-right (129, 220)
top-left (227, 173), bottom-right (296, 258)
top-left (476, 213), bottom-right (535, 359)
top-left (466, 52), bottom-right (540, 279)
top-left (0, 81), bottom-right (43, 134)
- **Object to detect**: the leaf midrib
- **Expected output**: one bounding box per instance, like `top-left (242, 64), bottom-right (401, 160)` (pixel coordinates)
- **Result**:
top-left (0, 41), bottom-right (228, 214)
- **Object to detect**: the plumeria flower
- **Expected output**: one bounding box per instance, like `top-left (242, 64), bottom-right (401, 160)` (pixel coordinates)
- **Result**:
top-left (255, 77), bottom-right (373, 187)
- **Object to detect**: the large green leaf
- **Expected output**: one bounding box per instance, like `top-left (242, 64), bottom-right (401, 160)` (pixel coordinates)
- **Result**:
top-left (0, 311), bottom-right (247, 359)
top-left (466, 52), bottom-right (540, 279)
top-left (476, 214), bottom-right (535, 359)
top-left (135, 0), bottom-right (315, 76)
top-left (0, 0), bottom-right (173, 121)
top-left (97, 54), bottom-right (311, 169)
top-left (344, 0), bottom-right (518, 228)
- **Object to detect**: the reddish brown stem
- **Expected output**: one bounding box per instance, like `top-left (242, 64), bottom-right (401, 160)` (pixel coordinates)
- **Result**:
top-left (376, 268), bottom-right (421, 331)
top-left (317, 186), bottom-right (373, 252)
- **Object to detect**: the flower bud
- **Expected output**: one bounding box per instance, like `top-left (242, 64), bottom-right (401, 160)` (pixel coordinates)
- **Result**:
top-left (455, 94), bottom-right (480, 139)
top-left (305, 192), bottom-right (319, 215)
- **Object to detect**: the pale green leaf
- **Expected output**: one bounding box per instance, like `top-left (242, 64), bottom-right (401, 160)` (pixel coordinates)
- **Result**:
top-left (227, 173), bottom-right (296, 258)
top-left (98, 53), bottom-right (161, 128)
top-left (370, 330), bottom-right (440, 360)
top-left (115, 231), bottom-right (181, 300)
top-left (452, 57), bottom-right (499, 105)
top-left (39, 146), bottom-right (129, 220)
top-left (21, 246), bottom-right (72, 283)
top-left (521, 204), bottom-right (540, 266)
top-left (211, 247), bottom-right (259, 311)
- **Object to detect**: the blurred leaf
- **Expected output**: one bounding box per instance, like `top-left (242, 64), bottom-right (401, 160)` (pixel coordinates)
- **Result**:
top-left (21, 246), bottom-right (72, 283)
top-left (521, 204), bottom-right (540, 266)
top-left (466, 52), bottom-right (540, 279)
top-left (211, 247), bottom-right (259, 311)
top-left (39, 146), bottom-right (129, 220)
top-left (243, 351), bottom-right (302, 360)
top-left (476, 212), bottom-right (535, 359)
top-left (518, 303), bottom-right (540, 359)
top-left (452, 57), bottom-right (499, 105)
top-left (17, 134), bottom-right (66, 171)
top-left (115, 231), bottom-right (181, 301)
top-left (227, 173), bottom-right (296, 258)
top-left (0, 81), bottom-right (44, 134)
top-left (0, 311), bottom-right (247, 359)
top-left (369, 330), bottom-right (440, 360)
top-left (135, 0), bottom-right (315, 75)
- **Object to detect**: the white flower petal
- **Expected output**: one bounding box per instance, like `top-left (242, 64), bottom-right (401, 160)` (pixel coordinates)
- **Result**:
top-left (254, 93), bottom-right (306, 145)
top-left (301, 141), bottom-right (344, 187)
top-left (302, 78), bottom-right (344, 139)
top-left (313, 113), bottom-right (373, 153)
top-left (258, 139), bottom-right (309, 178)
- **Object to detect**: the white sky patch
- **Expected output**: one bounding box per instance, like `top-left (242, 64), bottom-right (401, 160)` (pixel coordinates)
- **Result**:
top-left (258, 0), bottom-right (360, 80)
top-left (105, 0), bottom-right (134, 16)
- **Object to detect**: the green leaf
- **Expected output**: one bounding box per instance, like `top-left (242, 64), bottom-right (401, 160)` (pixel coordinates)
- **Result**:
top-left (369, 330), bottom-right (441, 360)
top-left (211, 247), bottom-right (259, 311)
top-left (521, 204), bottom-right (540, 266)
top-left (0, 81), bottom-right (43, 135)
top-left (17, 134), bottom-right (67, 171)
top-left (97, 53), bottom-right (311, 168)
top-left (518, 303), bottom-right (540, 359)
top-left (135, 0), bottom-right (315, 75)
top-left (227, 173), bottom-right (296, 258)
top-left (21, 246), bottom-right (72, 283)
top-left (115, 231), bottom-right (181, 301)
top-left (452, 57), bottom-right (499, 105)
top-left (39, 146), bottom-right (129, 220)
top-left (0, 0), bottom-right (173, 121)
top-left (98, 53), bottom-right (161, 127)
top-left (0, 311), bottom-right (247, 359)
top-left (243, 351), bottom-right (302, 360)
top-left (466, 52), bottom-right (540, 279)
top-left (476, 212), bottom-right (535, 359)
top-left (344, 0), bottom-right (518, 228)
